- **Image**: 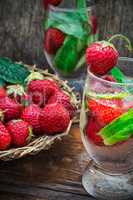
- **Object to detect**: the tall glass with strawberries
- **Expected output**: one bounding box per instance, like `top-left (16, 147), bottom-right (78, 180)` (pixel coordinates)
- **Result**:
top-left (43, 0), bottom-right (98, 94)
top-left (80, 37), bottom-right (133, 199)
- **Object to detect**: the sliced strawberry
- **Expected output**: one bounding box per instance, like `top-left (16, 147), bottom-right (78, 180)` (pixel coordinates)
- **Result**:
top-left (44, 28), bottom-right (65, 54)
top-left (86, 115), bottom-right (103, 145)
top-left (88, 99), bottom-right (123, 125)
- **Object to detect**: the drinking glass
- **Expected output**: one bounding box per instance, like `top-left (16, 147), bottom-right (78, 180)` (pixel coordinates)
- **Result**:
top-left (43, 0), bottom-right (98, 95)
top-left (80, 57), bottom-right (133, 199)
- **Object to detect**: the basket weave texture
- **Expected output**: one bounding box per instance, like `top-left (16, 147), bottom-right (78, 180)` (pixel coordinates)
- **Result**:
top-left (0, 63), bottom-right (78, 161)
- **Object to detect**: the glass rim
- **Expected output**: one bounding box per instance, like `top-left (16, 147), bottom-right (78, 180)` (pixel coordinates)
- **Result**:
top-left (87, 57), bottom-right (133, 87)
top-left (49, 4), bottom-right (94, 12)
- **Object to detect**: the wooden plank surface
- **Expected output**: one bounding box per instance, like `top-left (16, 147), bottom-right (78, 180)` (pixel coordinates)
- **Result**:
top-left (0, 126), bottom-right (94, 200)
top-left (97, 0), bottom-right (133, 57)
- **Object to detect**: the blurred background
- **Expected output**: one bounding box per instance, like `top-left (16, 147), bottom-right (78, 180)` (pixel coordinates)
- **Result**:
top-left (0, 0), bottom-right (133, 68)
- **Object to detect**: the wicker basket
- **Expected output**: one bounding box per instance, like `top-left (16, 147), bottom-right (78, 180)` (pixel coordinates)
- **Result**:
top-left (0, 63), bottom-right (79, 161)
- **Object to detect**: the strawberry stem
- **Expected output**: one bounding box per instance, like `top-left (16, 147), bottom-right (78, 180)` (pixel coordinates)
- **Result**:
top-left (108, 34), bottom-right (132, 52)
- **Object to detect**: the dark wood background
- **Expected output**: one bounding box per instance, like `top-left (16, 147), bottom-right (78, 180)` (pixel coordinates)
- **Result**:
top-left (0, 0), bottom-right (133, 68)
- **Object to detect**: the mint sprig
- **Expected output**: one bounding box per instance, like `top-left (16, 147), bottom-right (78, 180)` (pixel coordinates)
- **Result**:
top-left (99, 108), bottom-right (133, 145)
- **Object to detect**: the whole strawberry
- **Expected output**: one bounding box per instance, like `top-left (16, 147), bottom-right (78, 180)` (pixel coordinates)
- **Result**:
top-left (40, 103), bottom-right (70, 135)
top-left (28, 79), bottom-right (59, 106)
top-left (48, 91), bottom-right (76, 119)
top-left (21, 104), bottom-right (42, 135)
top-left (0, 96), bottom-right (23, 122)
top-left (44, 28), bottom-right (65, 54)
top-left (0, 87), bottom-right (6, 99)
top-left (86, 41), bottom-right (119, 75)
top-left (7, 120), bottom-right (32, 147)
top-left (43, 0), bottom-right (62, 9)
top-left (0, 122), bottom-right (11, 150)
top-left (7, 84), bottom-right (29, 105)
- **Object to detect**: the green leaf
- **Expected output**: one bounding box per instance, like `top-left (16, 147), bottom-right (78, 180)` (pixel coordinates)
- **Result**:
top-left (45, 11), bottom-right (89, 39)
top-left (111, 67), bottom-right (133, 93)
top-left (111, 67), bottom-right (125, 83)
top-left (77, 37), bottom-right (87, 53)
top-left (54, 36), bottom-right (78, 75)
top-left (99, 108), bottom-right (133, 145)
top-left (75, 54), bottom-right (86, 71)
top-left (0, 57), bottom-right (30, 85)
top-left (0, 79), bottom-right (6, 87)
top-left (76, 0), bottom-right (88, 22)
top-left (76, 0), bottom-right (87, 9)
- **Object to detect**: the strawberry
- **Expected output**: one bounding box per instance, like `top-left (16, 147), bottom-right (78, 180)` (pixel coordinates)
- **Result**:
top-left (90, 16), bottom-right (98, 35)
top-left (7, 120), bottom-right (32, 147)
top-left (39, 103), bottom-right (70, 134)
top-left (44, 28), bottom-right (65, 54)
top-left (86, 41), bottom-right (119, 75)
top-left (0, 122), bottom-right (11, 150)
top-left (86, 116), bottom-right (103, 145)
top-left (102, 75), bottom-right (116, 82)
top-left (21, 104), bottom-right (42, 135)
top-left (7, 84), bottom-right (29, 104)
top-left (48, 91), bottom-right (76, 119)
top-left (28, 79), bottom-right (59, 106)
top-left (88, 99), bottom-right (123, 125)
top-left (0, 96), bottom-right (23, 122)
top-left (43, 0), bottom-right (62, 9)
top-left (0, 87), bottom-right (6, 98)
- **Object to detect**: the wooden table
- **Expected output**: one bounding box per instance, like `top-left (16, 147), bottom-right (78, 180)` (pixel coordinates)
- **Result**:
top-left (0, 125), bottom-right (95, 200)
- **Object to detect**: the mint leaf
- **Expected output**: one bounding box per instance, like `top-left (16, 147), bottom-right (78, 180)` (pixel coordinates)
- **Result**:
top-left (76, 0), bottom-right (88, 22)
top-left (99, 108), bottom-right (133, 145)
top-left (54, 36), bottom-right (78, 75)
top-left (111, 67), bottom-right (125, 83)
top-left (45, 11), bottom-right (89, 39)
top-left (111, 67), bottom-right (133, 93)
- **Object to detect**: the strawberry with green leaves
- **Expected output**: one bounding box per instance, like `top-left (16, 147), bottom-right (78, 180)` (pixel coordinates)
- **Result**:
top-left (86, 41), bottom-right (119, 75)
top-left (86, 34), bottom-right (132, 75)
top-left (7, 84), bottom-right (30, 105)
top-left (0, 96), bottom-right (23, 122)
